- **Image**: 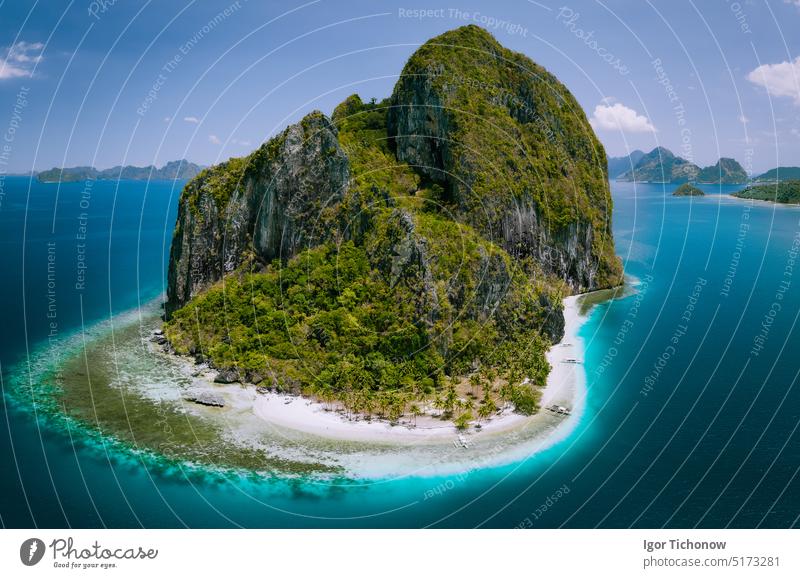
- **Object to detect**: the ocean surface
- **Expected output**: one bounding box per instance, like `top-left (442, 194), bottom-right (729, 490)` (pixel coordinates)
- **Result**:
top-left (1, 176), bottom-right (799, 528)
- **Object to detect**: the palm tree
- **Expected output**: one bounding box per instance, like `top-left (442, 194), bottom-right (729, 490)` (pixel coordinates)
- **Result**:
top-left (443, 383), bottom-right (458, 416)
top-left (478, 387), bottom-right (497, 422)
top-left (361, 391), bottom-right (375, 419)
top-left (376, 393), bottom-right (391, 418)
top-left (454, 410), bottom-right (473, 430)
top-left (477, 403), bottom-right (492, 423)
top-left (409, 404), bottom-right (423, 427)
top-left (468, 373), bottom-right (481, 397)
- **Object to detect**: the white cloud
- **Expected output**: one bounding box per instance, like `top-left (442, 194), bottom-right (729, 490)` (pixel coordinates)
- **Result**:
top-left (163, 116), bottom-right (171, 123)
top-left (0, 41), bottom-right (44, 80)
top-left (183, 116), bottom-right (199, 124)
top-left (589, 102), bottom-right (656, 133)
top-left (208, 134), bottom-right (221, 145)
top-left (747, 56), bottom-right (800, 105)
top-left (739, 115), bottom-right (749, 124)
top-left (232, 138), bottom-right (251, 147)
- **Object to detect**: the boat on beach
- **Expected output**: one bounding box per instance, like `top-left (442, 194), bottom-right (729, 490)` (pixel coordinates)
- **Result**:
top-left (546, 404), bottom-right (572, 416)
top-left (453, 433), bottom-right (470, 449)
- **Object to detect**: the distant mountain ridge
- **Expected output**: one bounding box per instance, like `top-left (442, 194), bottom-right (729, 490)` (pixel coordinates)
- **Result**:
top-left (37, 160), bottom-right (204, 183)
top-left (607, 150), bottom-right (644, 178)
top-left (616, 147), bottom-right (748, 184)
top-left (697, 158), bottom-right (748, 184)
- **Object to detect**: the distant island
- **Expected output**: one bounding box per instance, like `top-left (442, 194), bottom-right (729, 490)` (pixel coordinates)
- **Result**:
top-left (673, 183), bottom-right (704, 197)
top-left (732, 180), bottom-right (800, 204)
top-left (37, 160), bottom-right (203, 183)
top-left (752, 167), bottom-right (800, 183)
top-left (697, 158), bottom-right (748, 184)
top-left (607, 149), bottom-right (644, 179)
top-left (614, 147), bottom-right (747, 184)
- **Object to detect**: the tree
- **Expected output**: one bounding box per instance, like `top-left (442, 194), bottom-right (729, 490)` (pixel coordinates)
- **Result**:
top-left (468, 373), bottom-right (481, 397)
top-left (409, 403), bottom-right (423, 427)
top-left (443, 383), bottom-right (458, 416)
top-left (387, 392), bottom-right (405, 423)
top-left (511, 384), bottom-right (541, 415)
top-left (477, 403), bottom-right (492, 423)
top-left (454, 410), bottom-right (473, 430)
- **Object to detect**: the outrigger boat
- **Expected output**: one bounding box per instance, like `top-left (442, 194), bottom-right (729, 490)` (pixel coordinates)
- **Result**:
top-left (453, 433), bottom-right (470, 449)
top-left (546, 404), bottom-right (572, 416)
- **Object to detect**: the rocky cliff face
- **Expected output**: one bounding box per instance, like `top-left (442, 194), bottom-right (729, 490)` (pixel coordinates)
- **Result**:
top-left (387, 25), bottom-right (621, 292)
top-left (166, 112), bottom-right (349, 315)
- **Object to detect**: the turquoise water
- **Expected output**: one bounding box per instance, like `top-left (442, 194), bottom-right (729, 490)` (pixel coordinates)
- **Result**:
top-left (1, 177), bottom-right (799, 528)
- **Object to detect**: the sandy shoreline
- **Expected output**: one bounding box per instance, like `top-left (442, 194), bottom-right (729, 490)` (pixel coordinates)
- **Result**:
top-left (183, 293), bottom-right (589, 448)
top-left (34, 291), bottom-right (600, 479)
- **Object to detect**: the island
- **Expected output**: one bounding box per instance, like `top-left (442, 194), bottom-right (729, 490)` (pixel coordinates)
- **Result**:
top-left (697, 158), bottom-right (748, 184)
top-left (752, 167), bottom-right (800, 183)
top-left (673, 183), bottom-right (704, 196)
top-left (732, 180), bottom-right (800, 204)
top-left (607, 150), bottom-right (645, 179)
top-left (617, 148), bottom-right (747, 184)
top-left (37, 159), bottom-right (203, 183)
top-left (162, 25), bottom-right (622, 430)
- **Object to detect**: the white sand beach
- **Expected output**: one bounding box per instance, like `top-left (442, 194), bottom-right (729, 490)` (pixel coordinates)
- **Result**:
top-left (126, 292), bottom-right (596, 477)
top-left (241, 294), bottom-right (588, 446)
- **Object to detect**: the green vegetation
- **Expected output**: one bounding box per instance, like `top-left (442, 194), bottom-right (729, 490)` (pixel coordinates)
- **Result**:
top-left (732, 180), bottom-right (800, 204)
top-left (673, 183), bottom-right (704, 197)
top-left (182, 155), bottom-right (248, 215)
top-left (165, 241), bottom-right (553, 421)
top-left (753, 167), bottom-right (800, 183)
top-left (333, 95), bottom-right (420, 201)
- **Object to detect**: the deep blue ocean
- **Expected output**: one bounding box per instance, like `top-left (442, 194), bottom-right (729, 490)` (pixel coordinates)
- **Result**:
top-left (1, 176), bottom-right (799, 528)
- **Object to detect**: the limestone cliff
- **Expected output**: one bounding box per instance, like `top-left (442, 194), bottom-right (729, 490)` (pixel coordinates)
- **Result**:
top-left (163, 26), bottom-right (620, 414)
top-left (386, 25), bottom-right (621, 292)
top-left (166, 112), bottom-right (349, 315)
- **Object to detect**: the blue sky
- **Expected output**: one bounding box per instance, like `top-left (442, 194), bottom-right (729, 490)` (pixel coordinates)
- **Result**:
top-left (0, 0), bottom-right (799, 174)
